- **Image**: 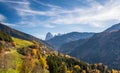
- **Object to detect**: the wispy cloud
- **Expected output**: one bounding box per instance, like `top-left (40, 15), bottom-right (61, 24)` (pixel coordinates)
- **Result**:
top-left (15, 0), bottom-right (120, 28)
top-left (43, 24), bottom-right (55, 28)
top-left (0, 0), bottom-right (30, 5)
top-left (50, 0), bottom-right (120, 28)
top-left (1, 0), bottom-right (120, 29)
top-left (32, 0), bottom-right (61, 10)
top-left (1, 22), bottom-right (16, 26)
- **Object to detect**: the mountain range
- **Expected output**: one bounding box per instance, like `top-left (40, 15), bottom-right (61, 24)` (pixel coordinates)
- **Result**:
top-left (61, 23), bottom-right (120, 69)
top-left (46, 32), bottom-right (95, 49)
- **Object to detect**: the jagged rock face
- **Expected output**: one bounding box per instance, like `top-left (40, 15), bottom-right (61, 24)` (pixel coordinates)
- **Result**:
top-left (45, 32), bottom-right (53, 41)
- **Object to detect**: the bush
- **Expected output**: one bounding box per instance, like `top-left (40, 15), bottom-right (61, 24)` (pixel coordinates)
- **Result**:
top-left (17, 47), bottom-right (32, 56)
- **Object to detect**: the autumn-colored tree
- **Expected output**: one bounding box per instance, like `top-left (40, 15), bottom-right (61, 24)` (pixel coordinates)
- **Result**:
top-left (82, 70), bottom-right (86, 73)
top-left (67, 70), bottom-right (72, 73)
top-left (111, 69), bottom-right (119, 73)
top-left (12, 42), bottom-right (16, 47)
top-left (32, 49), bottom-right (37, 56)
top-left (73, 65), bottom-right (81, 73)
top-left (32, 65), bottom-right (45, 73)
top-left (95, 69), bottom-right (100, 73)
top-left (19, 58), bottom-right (35, 73)
top-left (39, 55), bottom-right (48, 69)
top-left (74, 65), bottom-right (81, 69)
top-left (65, 55), bottom-right (71, 58)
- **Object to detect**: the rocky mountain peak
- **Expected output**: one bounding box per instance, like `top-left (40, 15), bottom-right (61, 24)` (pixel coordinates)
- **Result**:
top-left (45, 32), bottom-right (53, 40)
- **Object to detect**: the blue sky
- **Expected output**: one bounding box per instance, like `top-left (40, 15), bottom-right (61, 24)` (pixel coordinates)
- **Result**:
top-left (0, 0), bottom-right (120, 40)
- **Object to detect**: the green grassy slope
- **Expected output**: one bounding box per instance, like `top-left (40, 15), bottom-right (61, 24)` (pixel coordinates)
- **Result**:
top-left (12, 37), bottom-right (33, 48)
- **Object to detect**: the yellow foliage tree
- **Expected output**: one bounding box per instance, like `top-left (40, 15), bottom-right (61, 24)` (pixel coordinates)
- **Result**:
top-left (39, 56), bottom-right (48, 69)
top-left (32, 49), bottom-right (37, 56)
top-left (12, 42), bottom-right (16, 47)
top-left (67, 70), bottom-right (72, 73)
top-left (95, 69), bottom-right (100, 73)
top-left (19, 58), bottom-right (35, 73)
top-left (112, 69), bottom-right (119, 73)
top-left (65, 55), bottom-right (71, 58)
top-left (74, 65), bottom-right (81, 69)
top-left (82, 70), bottom-right (86, 73)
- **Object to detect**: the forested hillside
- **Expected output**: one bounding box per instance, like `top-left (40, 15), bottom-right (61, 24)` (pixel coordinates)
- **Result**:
top-left (70, 30), bottom-right (120, 70)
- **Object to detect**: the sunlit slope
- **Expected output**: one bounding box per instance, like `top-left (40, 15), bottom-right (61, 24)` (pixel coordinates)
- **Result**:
top-left (12, 37), bottom-right (33, 48)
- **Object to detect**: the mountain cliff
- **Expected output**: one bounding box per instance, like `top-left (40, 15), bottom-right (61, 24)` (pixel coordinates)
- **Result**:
top-left (45, 32), bottom-right (53, 40)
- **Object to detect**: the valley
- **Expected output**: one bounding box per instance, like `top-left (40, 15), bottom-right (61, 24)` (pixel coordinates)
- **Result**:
top-left (0, 23), bottom-right (120, 73)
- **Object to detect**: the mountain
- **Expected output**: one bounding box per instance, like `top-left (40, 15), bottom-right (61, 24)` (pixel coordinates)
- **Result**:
top-left (50, 23), bottom-right (120, 56)
top-left (69, 24), bottom-right (120, 69)
top-left (105, 23), bottom-right (120, 32)
top-left (47, 32), bottom-right (95, 49)
top-left (59, 39), bottom-right (88, 54)
top-left (45, 32), bottom-right (53, 40)
top-left (0, 23), bottom-right (54, 49)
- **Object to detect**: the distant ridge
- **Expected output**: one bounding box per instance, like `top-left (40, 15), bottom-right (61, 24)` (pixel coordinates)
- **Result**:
top-left (105, 23), bottom-right (120, 32)
top-left (47, 32), bottom-right (95, 50)
top-left (69, 23), bottom-right (120, 69)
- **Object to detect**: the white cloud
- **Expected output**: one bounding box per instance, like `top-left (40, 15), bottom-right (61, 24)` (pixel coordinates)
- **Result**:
top-left (43, 24), bottom-right (55, 28)
top-left (0, 14), bottom-right (6, 21)
top-left (47, 0), bottom-right (120, 28)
